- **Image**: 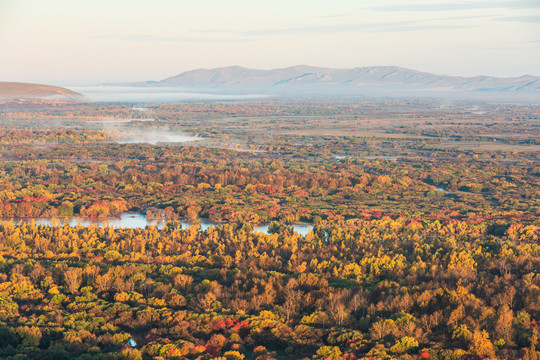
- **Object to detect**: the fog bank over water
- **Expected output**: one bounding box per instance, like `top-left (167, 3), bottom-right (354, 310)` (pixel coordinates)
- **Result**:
top-left (88, 117), bottom-right (204, 145)
top-left (115, 130), bottom-right (203, 145)
top-left (72, 86), bottom-right (270, 102)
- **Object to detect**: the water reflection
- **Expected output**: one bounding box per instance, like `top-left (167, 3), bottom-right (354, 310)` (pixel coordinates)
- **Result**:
top-left (335, 155), bottom-right (398, 161)
top-left (435, 187), bottom-right (450, 193)
top-left (6, 213), bottom-right (314, 237)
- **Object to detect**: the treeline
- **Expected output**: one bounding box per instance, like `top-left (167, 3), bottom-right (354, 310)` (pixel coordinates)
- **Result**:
top-left (0, 129), bottom-right (110, 144)
top-left (0, 218), bottom-right (538, 359)
top-left (0, 140), bottom-right (538, 223)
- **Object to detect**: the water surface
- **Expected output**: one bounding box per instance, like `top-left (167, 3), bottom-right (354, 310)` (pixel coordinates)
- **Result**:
top-left (7, 214), bottom-right (314, 236)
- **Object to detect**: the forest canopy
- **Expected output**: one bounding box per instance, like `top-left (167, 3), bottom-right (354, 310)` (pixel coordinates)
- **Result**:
top-left (0, 99), bottom-right (538, 359)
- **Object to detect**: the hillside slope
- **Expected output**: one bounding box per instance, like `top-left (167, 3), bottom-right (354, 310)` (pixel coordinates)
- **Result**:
top-left (0, 81), bottom-right (82, 100)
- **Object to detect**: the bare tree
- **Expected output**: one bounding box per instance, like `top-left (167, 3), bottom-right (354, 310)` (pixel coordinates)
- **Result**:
top-left (282, 289), bottom-right (302, 322)
top-left (420, 311), bottom-right (442, 333)
top-left (64, 268), bottom-right (83, 294)
top-left (496, 258), bottom-right (511, 278)
top-left (327, 290), bottom-right (351, 327)
top-left (351, 289), bottom-right (369, 317)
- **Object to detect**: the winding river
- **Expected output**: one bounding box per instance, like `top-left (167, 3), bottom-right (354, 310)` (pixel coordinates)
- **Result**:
top-left (5, 213), bottom-right (314, 237)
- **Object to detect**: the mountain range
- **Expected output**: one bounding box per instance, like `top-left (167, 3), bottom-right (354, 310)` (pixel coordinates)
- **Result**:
top-left (110, 65), bottom-right (540, 94)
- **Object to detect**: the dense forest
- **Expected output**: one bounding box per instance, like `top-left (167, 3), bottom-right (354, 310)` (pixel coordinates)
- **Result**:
top-left (0, 217), bottom-right (538, 360)
top-left (0, 99), bottom-right (538, 359)
top-left (0, 129), bottom-right (537, 223)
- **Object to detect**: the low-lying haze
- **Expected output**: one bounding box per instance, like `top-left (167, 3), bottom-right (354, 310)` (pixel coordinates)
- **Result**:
top-left (72, 86), bottom-right (270, 102)
top-left (115, 130), bottom-right (203, 145)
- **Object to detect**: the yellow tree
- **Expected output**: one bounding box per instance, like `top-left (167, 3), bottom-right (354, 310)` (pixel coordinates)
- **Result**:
top-left (469, 330), bottom-right (495, 358)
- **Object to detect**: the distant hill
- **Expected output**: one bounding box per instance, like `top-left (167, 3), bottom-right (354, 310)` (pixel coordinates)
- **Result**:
top-left (109, 65), bottom-right (540, 95)
top-left (0, 81), bottom-right (82, 100)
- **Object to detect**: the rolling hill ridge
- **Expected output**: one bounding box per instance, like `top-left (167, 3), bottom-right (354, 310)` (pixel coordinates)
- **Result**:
top-left (112, 65), bottom-right (540, 94)
top-left (0, 81), bottom-right (82, 100)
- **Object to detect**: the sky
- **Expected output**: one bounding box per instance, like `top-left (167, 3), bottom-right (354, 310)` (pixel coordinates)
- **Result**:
top-left (0, 0), bottom-right (539, 85)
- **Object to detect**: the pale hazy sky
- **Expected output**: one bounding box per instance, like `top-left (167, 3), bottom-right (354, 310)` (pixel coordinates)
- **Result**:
top-left (1, 0), bottom-right (539, 84)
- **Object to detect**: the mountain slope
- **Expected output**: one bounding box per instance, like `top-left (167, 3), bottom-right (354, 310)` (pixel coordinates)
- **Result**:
top-left (0, 81), bottom-right (82, 100)
top-left (121, 65), bottom-right (540, 93)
